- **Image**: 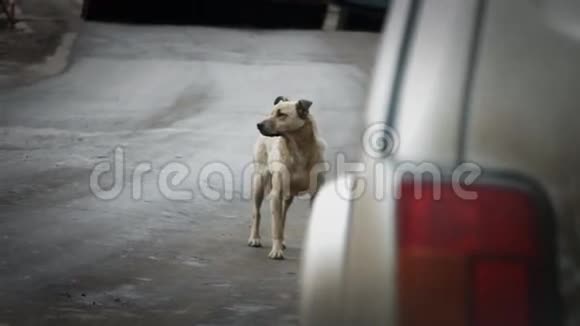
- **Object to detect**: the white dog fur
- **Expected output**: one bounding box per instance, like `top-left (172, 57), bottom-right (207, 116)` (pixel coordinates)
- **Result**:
top-left (249, 96), bottom-right (326, 259)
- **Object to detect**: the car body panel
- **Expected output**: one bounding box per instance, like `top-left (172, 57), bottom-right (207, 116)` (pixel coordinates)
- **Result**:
top-left (464, 1), bottom-right (580, 318)
top-left (342, 165), bottom-right (398, 325)
top-left (300, 176), bottom-right (352, 325)
top-left (393, 0), bottom-right (480, 165)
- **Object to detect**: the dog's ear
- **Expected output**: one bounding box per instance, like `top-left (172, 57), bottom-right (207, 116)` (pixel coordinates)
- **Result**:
top-left (296, 99), bottom-right (313, 119)
top-left (274, 96), bottom-right (289, 105)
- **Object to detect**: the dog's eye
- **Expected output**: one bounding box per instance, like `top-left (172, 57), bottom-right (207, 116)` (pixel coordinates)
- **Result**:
top-left (277, 112), bottom-right (288, 119)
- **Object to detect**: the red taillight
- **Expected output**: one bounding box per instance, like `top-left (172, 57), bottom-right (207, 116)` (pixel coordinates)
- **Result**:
top-left (473, 259), bottom-right (530, 326)
top-left (397, 181), bottom-right (553, 326)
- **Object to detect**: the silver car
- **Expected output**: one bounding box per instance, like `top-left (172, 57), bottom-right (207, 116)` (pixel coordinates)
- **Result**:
top-left (300, 0), bottom-right (580, 325)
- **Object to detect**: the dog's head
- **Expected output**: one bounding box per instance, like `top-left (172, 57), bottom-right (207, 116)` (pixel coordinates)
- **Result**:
top-left (257, 96), bottom-right (313, 137)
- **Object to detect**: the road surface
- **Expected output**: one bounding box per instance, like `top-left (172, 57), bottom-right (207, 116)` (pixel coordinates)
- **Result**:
top-left (0, 22), bottom-right (378, 325)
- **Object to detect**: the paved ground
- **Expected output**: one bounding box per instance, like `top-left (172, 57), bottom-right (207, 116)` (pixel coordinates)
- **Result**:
top-left (0, 21), bottom-right (378, 325)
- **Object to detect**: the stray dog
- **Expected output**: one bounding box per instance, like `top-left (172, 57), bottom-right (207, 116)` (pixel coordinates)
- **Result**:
top-left (249, 96), bottom-right (326, 259)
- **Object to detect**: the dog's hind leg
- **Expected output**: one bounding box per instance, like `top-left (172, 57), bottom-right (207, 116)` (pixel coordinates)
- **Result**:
top-left (248, 173), bottom-right (266, 247)
top-left (281, 196), bottom-right (293, 250)
top-left (310, 172), bottom-right (325, 206)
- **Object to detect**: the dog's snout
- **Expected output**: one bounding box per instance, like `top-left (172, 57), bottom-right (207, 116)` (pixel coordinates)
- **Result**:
top-left (257, 120), bottom-right (279, 137)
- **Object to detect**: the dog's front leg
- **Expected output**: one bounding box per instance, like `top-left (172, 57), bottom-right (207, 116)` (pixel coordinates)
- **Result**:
top-left (248, 173), bottom-right (266, 247)
top-left (268, 173), bottom-right (285, 260)
top-left (281, 196), bottom-right (293, 250)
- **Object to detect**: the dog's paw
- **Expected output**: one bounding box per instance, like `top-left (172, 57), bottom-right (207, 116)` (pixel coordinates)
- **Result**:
top-left (248, 237), bottom-right (262, 247)
top-left (268, 248), bottom-right (285, 260)
top-left (282, 242), bottom-right (287, 250)
top-left (268, 240), bottom-right (285, 260)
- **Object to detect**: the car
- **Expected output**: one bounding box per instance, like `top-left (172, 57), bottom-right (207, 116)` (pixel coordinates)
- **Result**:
top-left (338, 0), bottom-right (389, 9)
top-left (334, 0), bottom-right (390, 31)
top-left (81, 0), bottom-right (330, 28)
top-left (300, 0), bottom-right (580, 325)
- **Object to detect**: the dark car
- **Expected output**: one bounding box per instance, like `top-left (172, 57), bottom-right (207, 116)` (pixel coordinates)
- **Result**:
top-left (82, 0), bottom-right (331, 28)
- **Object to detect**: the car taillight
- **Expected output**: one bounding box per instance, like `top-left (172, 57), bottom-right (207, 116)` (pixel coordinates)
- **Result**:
top-left (397, 181), bottom-right (557, 326)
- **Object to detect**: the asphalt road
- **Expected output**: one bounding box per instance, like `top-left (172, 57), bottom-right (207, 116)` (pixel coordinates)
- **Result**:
top-left (0, 23), bottom-right (378, 325)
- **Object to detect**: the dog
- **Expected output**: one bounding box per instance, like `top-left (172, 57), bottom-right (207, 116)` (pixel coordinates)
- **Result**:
top-left (249, 96), bottom-right (326, 259)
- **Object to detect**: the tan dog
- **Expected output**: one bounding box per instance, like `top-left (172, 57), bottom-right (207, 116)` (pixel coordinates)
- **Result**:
top-left (249, 96), bottom-right (326, 259)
